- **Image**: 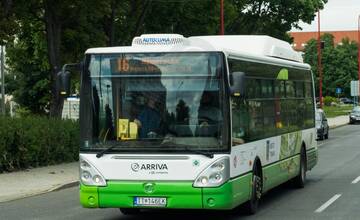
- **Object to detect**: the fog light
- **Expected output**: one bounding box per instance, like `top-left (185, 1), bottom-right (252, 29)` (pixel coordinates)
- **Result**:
top-left (207, 198), bottom-right (215, 207)
top-left (88, 196), bottom-right (95, 205)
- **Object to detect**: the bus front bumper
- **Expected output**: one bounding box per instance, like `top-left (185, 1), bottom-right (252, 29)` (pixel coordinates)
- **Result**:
top-left (80, 175), bottom-right (251, 210)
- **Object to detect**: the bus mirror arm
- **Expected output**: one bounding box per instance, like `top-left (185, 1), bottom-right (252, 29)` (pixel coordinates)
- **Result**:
top-left (57, 63), bottom-right (82, 97)
top-left (229, 71), bottom-right (245, 97)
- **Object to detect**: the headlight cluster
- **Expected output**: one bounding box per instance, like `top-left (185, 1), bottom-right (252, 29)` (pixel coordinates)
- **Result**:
top-left (80, 157), bottom-right (106, 186)
top-left (193, 157), bottom-right (230, 187)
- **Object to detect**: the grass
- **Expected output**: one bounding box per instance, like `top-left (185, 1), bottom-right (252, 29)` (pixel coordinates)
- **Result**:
top-left (323, 105), bottom-right (353, 118)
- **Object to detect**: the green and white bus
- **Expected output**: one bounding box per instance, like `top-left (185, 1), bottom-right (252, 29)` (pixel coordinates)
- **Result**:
top-left (59, 34), bottom-right (317, 214)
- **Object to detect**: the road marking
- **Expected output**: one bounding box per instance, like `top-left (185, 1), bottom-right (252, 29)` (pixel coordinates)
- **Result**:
top-left (315, 194), bottom-right (342, 213)
top-left (351, 176), bottom-right (360, 184)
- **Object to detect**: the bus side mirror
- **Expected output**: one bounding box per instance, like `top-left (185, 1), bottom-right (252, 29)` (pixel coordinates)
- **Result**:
top-left (57, 70), bottom-right (71, 97)
top-left (230, 71), bottom-right (245, 97)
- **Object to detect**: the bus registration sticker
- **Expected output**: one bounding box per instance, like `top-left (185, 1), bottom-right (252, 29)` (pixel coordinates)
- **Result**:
top-left (134, 197), bottom-right (167, 207)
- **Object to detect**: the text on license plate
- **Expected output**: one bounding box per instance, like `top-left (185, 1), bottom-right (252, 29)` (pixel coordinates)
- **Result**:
top-left (134, 197), bottom-right (167, 207)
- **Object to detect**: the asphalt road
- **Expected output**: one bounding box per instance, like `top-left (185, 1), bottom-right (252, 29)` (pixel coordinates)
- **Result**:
top-left (1, 124), bottom-right (360, 220)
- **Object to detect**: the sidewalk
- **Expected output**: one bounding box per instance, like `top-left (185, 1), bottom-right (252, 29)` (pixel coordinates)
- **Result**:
top-left (0, 162), bottom-right (78, 203)
top-left (327, 115), bottom-right (349, 129)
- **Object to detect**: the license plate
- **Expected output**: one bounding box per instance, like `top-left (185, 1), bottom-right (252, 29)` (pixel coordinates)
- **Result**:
top-left (134, 197), bottom-right (167, 207)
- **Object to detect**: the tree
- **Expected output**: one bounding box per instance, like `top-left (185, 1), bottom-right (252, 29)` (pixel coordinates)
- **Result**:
top-left (0, 0), bottom-right (108, 116)
top-left (0, 0), bottom-right (328, 116)
top-left (5, 18), bottom-right (51, 114)
top-left (303, 33), bottom-right (358, 97)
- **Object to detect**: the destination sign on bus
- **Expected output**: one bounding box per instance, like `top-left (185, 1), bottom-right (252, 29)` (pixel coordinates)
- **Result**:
top-left (111, 57), bottom-right (192, 74)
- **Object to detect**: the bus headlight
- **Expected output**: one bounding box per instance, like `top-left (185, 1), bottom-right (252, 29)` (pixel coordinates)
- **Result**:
top-left (80, 157), bottom-right (107, 186)
top-left (193, 157), bottom-right (230, 187)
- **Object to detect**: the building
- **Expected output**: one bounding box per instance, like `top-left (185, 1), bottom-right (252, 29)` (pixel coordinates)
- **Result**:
top-left (289, 30), bottom-right (358, 51)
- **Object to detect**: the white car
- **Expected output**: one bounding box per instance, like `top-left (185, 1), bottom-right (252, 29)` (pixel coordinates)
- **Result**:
top-left (349, 106), bottom-right (360, 124)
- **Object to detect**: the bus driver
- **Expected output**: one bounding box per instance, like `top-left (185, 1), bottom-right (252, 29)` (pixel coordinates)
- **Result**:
top-left (134, 94), bottom-right (161, 138)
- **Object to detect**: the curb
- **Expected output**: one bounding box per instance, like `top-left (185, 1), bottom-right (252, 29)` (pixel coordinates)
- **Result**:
top-left (53, 181), bottom-right (79, 191)
top-left (329, 122), bottom-right (349, 129)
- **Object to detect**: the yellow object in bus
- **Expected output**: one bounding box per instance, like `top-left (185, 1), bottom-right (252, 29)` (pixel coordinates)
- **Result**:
top-left (118, 119), bottom-right (138, 140)
top-left (129, 122), bottom-right (138, 139)
top-left (118, 119), bottom-right (129, 140)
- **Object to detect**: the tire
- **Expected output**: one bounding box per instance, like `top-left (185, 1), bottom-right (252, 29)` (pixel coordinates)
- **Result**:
top-left (119, 208), bottom-right (141, 215)
top-left (324, 129), bottom-right (329, 139)
top-left (293, 147), bottom-right (306, 188)
top-left (244, 163), bottom-right (262, 214)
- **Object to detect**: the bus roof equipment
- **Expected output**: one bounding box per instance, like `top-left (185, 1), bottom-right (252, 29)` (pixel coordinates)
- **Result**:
top-left (86, 34), bottom-right (303, 63)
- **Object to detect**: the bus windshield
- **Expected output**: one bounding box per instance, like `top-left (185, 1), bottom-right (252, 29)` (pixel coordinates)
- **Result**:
top-left (81, 52), bottom-right (226, 153)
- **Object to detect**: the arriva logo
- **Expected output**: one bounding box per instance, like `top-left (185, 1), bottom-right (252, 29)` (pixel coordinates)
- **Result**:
top-left (131, 163), bottom-right (168, 172)
top-left (131, 163), bottom-right (140, 172)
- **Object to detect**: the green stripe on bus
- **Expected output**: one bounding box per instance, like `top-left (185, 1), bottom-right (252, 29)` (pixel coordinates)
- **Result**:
top-left (80, 175), bottom-right (253, 210)
top-left (262, 155), bottom-right (300, 192)
top-left (80, 184), bottom-right (99, 208)
top-left (203, 173), bottom-right (252, 209)
top-left (98, 181), bottom-right (203, 209)
top-left (306, 148), bottom-right (318, 170)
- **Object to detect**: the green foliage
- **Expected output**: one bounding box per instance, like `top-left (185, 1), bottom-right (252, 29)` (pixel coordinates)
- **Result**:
top-left (0, 0), bottom-right (327, 115)
top-left (323, 105), bottom-right (353, 118)
top-left (5, 18), bottom-right (51, 114)
top-left (323, 96), bottom-right (337, 106)
top-left (303, 33), bottom-right (359, 97)
top-left (0, 116), bottom-right (79, 172)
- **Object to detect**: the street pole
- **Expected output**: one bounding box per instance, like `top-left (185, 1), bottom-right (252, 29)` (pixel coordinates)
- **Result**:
top-left (220, 0), bottom-right (224, 35)
top-left (317, 10), bottom-right (323, 109)
top-left (358, 15), bottom-right (360, 105)
top-left (1, 45), bottom-right (5, 115)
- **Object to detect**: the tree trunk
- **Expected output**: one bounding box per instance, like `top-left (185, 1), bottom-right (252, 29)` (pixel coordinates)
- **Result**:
top-left (44, 0), bottom-right (63, 117)
top-left (132, 0), bottom-right (152, 38)
top-left (108, 0), bottom-right (116, 46)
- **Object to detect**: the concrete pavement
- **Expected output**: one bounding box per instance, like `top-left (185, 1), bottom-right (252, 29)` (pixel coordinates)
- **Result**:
top-left (0, 115), bottom-right (351, 203)
top-left (0, 162), bottom-right (78, 203)
top-left (327, 115), bottom-right (349, 129)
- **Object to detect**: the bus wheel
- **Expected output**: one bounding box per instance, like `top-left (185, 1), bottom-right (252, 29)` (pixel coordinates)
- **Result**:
top-left (119, 208), bottom-right (141, 215)
top-left (293, 147), bottom-right (306, 188)
top-left (245, 164), bottom-right (262, 214)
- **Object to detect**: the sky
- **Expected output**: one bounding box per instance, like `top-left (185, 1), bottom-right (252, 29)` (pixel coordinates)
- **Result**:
top-left (291, 0), bottom-right (360, 32)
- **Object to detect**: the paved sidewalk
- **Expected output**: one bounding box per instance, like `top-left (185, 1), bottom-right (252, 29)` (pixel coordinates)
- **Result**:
top-left (0, 162), bottom-right (78, 203)
top-left (328, 115), bottom-right (349, 128)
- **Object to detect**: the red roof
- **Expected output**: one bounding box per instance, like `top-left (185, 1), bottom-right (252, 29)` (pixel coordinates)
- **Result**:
top-left (289, 30), bottom-right (358, 51)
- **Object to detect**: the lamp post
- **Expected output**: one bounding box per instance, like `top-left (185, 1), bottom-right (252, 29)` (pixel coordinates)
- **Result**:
top-left (0, 45), bottom-right (5, 115)
top-left (317, 10), bottom-right (323, 109)
top-left (358, 15), bottom-right (360, 105)
top-left (220, 0), bottom-right (224, 35)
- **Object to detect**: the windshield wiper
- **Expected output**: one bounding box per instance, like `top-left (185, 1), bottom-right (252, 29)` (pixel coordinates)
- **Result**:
top-left (185, 147), bottom-right (214, 158)
top-left (160, 141), bottom-right (214, 158)
top-left (96, 143), bottom-right (120, 158)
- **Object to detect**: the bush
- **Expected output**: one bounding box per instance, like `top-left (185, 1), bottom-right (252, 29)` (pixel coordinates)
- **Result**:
top-left (323, 96), bottom-right (338, 106)
top-left (0, 116), bottom-right (79, 173)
